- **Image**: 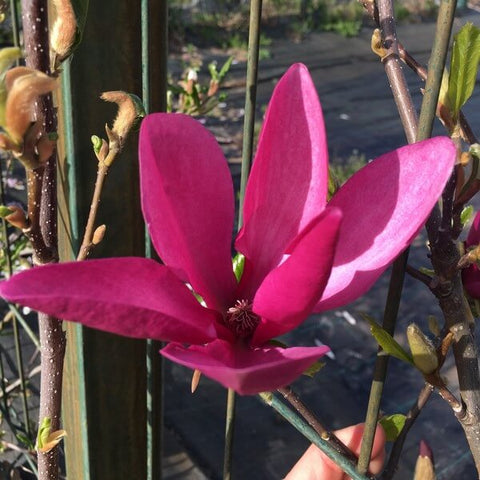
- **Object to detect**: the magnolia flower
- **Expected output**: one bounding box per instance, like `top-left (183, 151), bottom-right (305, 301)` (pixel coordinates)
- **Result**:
top-left (462, 211), bottom-right (480, 297)
top-left (0, 64), bottom-right (455, 394)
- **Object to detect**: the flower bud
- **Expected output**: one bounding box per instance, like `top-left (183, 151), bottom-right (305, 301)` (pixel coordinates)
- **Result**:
top-left (50, 0), bottom-right (77, 64)
top-left (414, 440), bottom-right (436, 480)
top-left (4, 67), bottom-right (57, 145)
top-left (407, 324), bottom-right (438, 375)
top-left (100, 91), bottom-right (145, 165)
top-left (186, 69), bottom-right (198, 94)
top-left (191, 369), bottom-right (202, 393)
top-left (92, 224), bottom-right (106, 245)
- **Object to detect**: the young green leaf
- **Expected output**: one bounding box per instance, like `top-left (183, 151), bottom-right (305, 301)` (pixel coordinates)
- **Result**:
top-left (232, 252), bottom-right (245, 282)
top-left (218, 56), bottom-right (234, 82)
top-left (448, 23), bottom-right (480, 121)
top-left (362, 314), bottom-right (414, 366)
top-left (36, 416), bottom-right (52, 450)
top-left (0, 205), bottom-right (14, 217)
top-left (379, 414), bottom-right (406, 441)
top-left (302, 361), bottom-right (325, 378)
top-left (461, 205), bottom-right (474, 227)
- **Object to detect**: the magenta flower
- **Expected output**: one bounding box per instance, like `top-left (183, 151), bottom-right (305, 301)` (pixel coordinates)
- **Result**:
top-left (463, 211), bottom-right (480, 298)
top-left (0, 64), bottom-right (454, 394)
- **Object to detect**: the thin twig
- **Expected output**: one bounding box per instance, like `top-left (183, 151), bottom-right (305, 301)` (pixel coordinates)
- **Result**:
top-left (358, 249), bottom-right (408, 474)
top-left (259, 393), bottom-right (375, 480)
top-left (77, 163), bottom-right (108, 261)
top-left (0, 364), bottom-right (41, 398)
top-left (382, 383), bottom-right (434, 480)
top-left (397, 42), bottom-right (478, 145)
top-left (277, 386), bottom-right (359, 465)
top-left (238, 0), bottom-right (262, 227)
top-left (405, 265), bottom-right (434, 288)
top-left (378, 5), bottom-right (417, 144)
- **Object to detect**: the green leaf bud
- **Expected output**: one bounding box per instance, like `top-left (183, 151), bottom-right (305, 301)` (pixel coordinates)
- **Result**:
top-left (407, 323), bottom-right (438, 375)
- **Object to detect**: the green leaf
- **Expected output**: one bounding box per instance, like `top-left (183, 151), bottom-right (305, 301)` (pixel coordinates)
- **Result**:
top-left (428, 315), bottom-right (440, 337)
top-left (461, 205), bottom-right (474, 226)
top-left (0, 47), bottom-right (22, 75)
top-left (268, 339), bottom-right (288, 348)
top-left (259, 391), bottom-right (273, 405)
top-left (379, 414), bottom-right (406, 441)
top-left (0, 205), bottom-right (13, 218)
top-left (448, 23), bottom-right (480, 121)
top-left (419, 267), bottom-right (435, 277)
top-left (303, 361), bottom-right (325, 378)
top-left (208, 61), bottom-right (218, 82)
top-left (218, 56), bottom-right (234, 82)
top-left (36, 416), bottom-right (52, 450)
top-left (232, 253), bottom-right (245, 282)
top-left (16, 432), bottom-right (35, 450)
top-left (362, 314), bottom-right (414, 366)
top-left (91, 135), bottom-right (102, 154)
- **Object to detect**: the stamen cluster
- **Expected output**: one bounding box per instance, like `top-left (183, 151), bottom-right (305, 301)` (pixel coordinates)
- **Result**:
top-left (225, 300), bottom-right (260, 338)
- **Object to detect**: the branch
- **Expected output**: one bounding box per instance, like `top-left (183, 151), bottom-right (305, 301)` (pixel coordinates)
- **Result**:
top-left (277, 386), bottom-right (359, 466)
top-left (21, 2), bottom-right (64, 480)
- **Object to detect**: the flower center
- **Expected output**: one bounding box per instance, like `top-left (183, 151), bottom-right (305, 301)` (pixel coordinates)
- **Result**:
top-left (225, 300), bottom-right (260, 339)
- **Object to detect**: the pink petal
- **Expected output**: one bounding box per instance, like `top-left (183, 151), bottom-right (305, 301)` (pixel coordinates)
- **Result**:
top-left (466, 211), bottom-right (480, 246)
top-left (251, 208), bottom-right (342, 346)
top-left (139, 114), bottom-right (237, 311)
top-left (161, 339), bottom-right (329, 395)
top-left (463, 211), bottom-right (480, 298)
top-left (235, 64), bottom-right (328, 293)
top-left (463, 265), bottom-right (480, 298)
top-left (0, 257), bottom-right (219, 344)
top-left (316, 136), bottom-right (456, 311)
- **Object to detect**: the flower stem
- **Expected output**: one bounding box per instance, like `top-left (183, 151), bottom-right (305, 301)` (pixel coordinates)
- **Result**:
top-left (223, 388), bottom-right (236, 480)
top-left (225, 1), bottom-right (263, 477)
top-left (358, 6), bottom-right (415, 456)
top-left (358, 249), bottom-right (408, 474)
top-left (359, 2), bottom-right (419, 468)
top-left (238, 0), bottom-right (262, 227)
top-left (259, 393), bottom-right (374, 480)
top-left (415, 0), bottom-right (456, 143)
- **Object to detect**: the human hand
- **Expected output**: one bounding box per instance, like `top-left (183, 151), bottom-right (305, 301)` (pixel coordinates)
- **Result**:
top-left (285, 423), bottom-right (386, 480)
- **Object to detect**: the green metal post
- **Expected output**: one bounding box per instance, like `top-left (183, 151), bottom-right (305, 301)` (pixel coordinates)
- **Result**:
top-left (59, 2), bottom-right (148, 478)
